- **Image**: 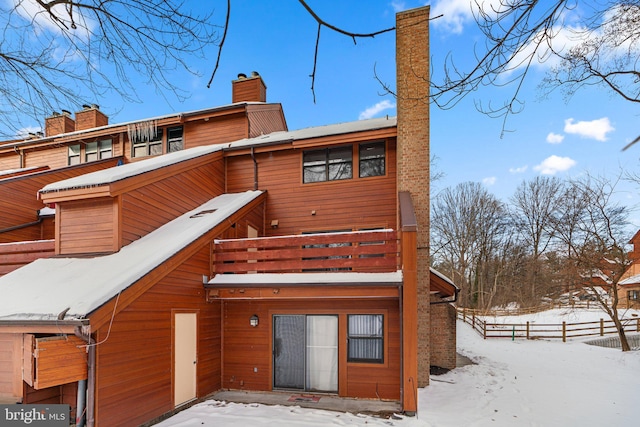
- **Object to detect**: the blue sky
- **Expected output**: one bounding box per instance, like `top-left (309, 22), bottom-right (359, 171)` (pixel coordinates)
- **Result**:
top-left (11, 0), bottom-right (640, 226)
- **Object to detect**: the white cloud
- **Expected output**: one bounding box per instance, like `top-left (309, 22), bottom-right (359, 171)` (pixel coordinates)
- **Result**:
top-left (546, 132), bottom-right (564, 144)
top-left (430, 0), bottom-right (475, 34)
top-left (358, 100), bottom-right (396, 120)
top-left (534, 155), bottom-right (576, 175)
top-left (564, 117), bottom-right (614, 141)
top-left (391, 1), bottom-right (406, 13)
top-left (509, 165), bottom-right (528, 173)
top-left (12, 0), bottom-right (95, 38)
top-left (483, 176), bottom-right (497, 186)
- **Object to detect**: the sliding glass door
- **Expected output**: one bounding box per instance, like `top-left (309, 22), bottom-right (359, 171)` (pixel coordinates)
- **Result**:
top-left (273, 315), bottom-right (338, 392)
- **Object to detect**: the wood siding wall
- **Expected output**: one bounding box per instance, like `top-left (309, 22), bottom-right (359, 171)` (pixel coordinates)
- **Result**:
top-left (183, 115), bottom-right (249, 150)
top-left (226, 138), bottom-right (397, 236)
top-left (0, 158), bottom-right (121, 243)
top-left (221, 299), bottom-right (400, 400)
top-left (0, 240), bottom-right (55, 277)
top-left (93, 246), bottom-right (222, 427)
top-left (0, 333), bottom-right (22, 402)
top-left (246, 105), bottom-right (287, 137)
top-left (58, 198), bottom-right (117, 255)
top-left (120, 159), bottom-right (226, 247)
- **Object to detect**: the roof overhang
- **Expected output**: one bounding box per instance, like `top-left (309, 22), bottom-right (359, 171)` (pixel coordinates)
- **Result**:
top-left (206, 272), bottom-right (402, 300)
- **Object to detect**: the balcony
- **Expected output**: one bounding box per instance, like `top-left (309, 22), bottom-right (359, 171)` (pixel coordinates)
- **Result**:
top-left (212, 229), bottom-right (400, 275)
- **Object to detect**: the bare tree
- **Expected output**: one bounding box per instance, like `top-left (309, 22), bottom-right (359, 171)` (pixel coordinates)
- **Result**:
top-left (430, 0), bottom-right (639, 135)
top-left (431, 182), bottom-right (509, 308)
top-left (0, 0), bottom-right (220, 137)
top-left (555, 174), bottom-right (632, 351)
top-left (510, 176), bottom-right (564, 301)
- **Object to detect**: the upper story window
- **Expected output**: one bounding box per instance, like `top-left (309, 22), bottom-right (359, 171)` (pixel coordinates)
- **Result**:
top-left (133, 128), bottom-right (163, 158)
top-left (359, 141), bottom-right (385, 177)
top-left (347, 314), bottom-right (384, 363)
top-left (303, 146), bottom-right (353, 183)
top-left (68, 144), bottom-right (80, 165)
top-left (167, 126), bottom-right (184, 153)
top-left (85, 139), bottom-right (113, 162)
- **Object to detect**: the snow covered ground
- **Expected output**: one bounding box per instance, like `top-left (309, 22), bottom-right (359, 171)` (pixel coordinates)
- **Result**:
top-left (157, 309), bottom-right (640, 427)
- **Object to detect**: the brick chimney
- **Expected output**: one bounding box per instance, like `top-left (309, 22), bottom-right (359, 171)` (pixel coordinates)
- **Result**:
top-left (232, 71), bottom-right (267, 103)
top-left (45, 110), bottom-right (75, 137)
top-left (396, 6), bottom-right (431, 388)
top-left (75, 104), bottom-right (108, 131)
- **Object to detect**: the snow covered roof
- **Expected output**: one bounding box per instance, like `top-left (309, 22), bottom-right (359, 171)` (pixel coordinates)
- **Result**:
top-left (39, 117), bottom-right (397, 194)
top-left (0, 191), bottom-right (263, 322)
top-left (40, 144), bottom-right (223, 194)
top-left (207, 271), bottom-right (403, 287)
top-left (619, 273), bottom-right (640, 286)
top-left (223, 116), bottom-right (397, 150)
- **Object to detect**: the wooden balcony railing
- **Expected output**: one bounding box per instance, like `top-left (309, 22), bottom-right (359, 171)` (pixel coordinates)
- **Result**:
top-left (212, 229), bottom-right (399, 274)
top-left (0, 239), bottom-right (55, 277)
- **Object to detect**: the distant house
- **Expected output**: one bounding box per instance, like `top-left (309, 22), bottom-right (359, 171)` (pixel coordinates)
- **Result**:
top-left (0, 6), bottom-right (458, 427)
top-left (618, 230), bottom-right (640, 308)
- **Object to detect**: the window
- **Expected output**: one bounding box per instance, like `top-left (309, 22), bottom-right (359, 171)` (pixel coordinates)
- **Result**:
top-left (359, 141), bottom-right (385, 177)
top-left (629, 290), bottom-right (640, 301)
top-left (68, 144), bottom-right (80, 165)
top-left (167, 126), bottom-right (184, 153)
top-left (347, 314), bottom-right (383, 363)
top-left (85, 139), bottom-right (112, 162)
top-left (133, 129), bottom-right (163, 157)
top-left (303, 146), bottom-right (352, 183)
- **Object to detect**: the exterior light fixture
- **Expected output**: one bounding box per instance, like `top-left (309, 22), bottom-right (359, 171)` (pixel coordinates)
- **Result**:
top-left (250, 314), bottom-right (259, 327)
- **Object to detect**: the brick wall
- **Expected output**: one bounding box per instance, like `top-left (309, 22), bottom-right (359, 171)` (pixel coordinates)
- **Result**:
top-left (75, 107), bottom-right (108, 131)
top-left (396, 6), bottom-right (431, 387)
top-left (430, 298), bottom-right (457, 370)
top-left (45, 113), bottom-right (75, 137)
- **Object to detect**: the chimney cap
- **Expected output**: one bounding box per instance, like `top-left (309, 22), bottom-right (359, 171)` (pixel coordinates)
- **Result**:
top-left (61, 109), bottom-right (71, 116)
top-left (237, 73), bottom-right (247, 80)
top-left (251, 71), bottom-right (260, 77)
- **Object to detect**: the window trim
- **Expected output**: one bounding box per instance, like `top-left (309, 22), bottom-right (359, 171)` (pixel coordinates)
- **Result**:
top-left (358, 141), bottom-right (386, 178)
top-left (346, 314), bottom-right (384, 364)
top-left (84, 139), bottom-right (113, 162)
top-left (167, 126), bottom-right (184, 153)
top-left (132, 128), bottom-right (163, 158)
top-left (68, 144), bottom-right (80, 165)
top-left (302, 145), bottom-right (353, 184)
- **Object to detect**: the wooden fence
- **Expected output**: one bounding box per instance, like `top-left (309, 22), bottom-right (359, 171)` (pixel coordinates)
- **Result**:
top-left (457, 308), bottom-right (640, 342)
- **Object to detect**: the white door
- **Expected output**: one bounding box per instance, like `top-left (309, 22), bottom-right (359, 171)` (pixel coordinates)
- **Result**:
top-left (174, 312), bottom-right (197, 406)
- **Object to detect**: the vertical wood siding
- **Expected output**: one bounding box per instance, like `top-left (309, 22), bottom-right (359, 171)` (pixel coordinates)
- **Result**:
top-left (246, 105), bottom-right (288, 137)
top-left (93, 246), bottom-right (222, 427)
top-left (226, 138), bottom-right (397, 236)
top-left (222, 299), bottom-right (400, 400)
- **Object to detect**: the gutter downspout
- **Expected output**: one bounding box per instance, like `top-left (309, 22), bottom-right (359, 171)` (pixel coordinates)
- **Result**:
top-left (251, 146), bottom-right (258, 190)
top-left (75, 327), bottom-right (96, 427)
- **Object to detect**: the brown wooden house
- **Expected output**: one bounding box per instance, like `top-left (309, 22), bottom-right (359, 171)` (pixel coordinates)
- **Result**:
top-left (0, 6), bottom-right (457, 426)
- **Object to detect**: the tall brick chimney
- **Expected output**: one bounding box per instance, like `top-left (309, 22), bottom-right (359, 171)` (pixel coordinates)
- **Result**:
top-left (75, 104), bottom-right (108, 131)
top-left (396, 6), bottom-right (431, 388)
top-left (232, 71), bottom-right (267, 103)
top-left (45, 110), bottom-right (75, 137)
